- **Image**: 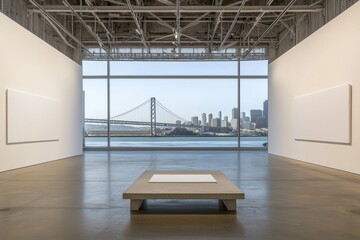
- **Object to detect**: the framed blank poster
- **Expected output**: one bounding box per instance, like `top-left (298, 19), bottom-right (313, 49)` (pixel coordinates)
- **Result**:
top-left (293, 84), bottom-right (351, 144)
top-left (6, 89), bottom-right (60, 144)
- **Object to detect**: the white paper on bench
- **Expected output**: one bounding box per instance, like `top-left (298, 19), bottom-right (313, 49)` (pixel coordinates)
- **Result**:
top-left (149, 174), bottom-right (217, 183)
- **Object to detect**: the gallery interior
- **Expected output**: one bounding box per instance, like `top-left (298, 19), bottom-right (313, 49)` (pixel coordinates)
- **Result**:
top-left (0, 0), bottom-right (359, 239)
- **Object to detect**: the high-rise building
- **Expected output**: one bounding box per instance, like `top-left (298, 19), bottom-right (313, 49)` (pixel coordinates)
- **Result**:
top-left (250, 110), bottom-right (262, 123)
top-left (232, 108), bottom-right (238, 119)
top-left (224, 116), bottom-right (228, 122)
top-left (191, 116), bottom-right (199, 126)
top-left (218, 111), bottom-right (222, 121)
top-left (230, 119), bottom-right (238, 130)
top-left (223, 116), bottom-right (229, 127)
top-left (263, 100), bottom-right (268, 119)
top-left (176, 120), bottom-right (181, 125)
top-left (211, 118), bottom-right (221, 128)
top-left (208, 114), bottom-right (213, 126)
top-left (262, 100), bottom-right (268, 128)
top-left (240, 112), bottom-right (246, 119)
top-left (201, 113), bottom-right (206, 126)
top-left (256, 117), bottom-right (267, 128)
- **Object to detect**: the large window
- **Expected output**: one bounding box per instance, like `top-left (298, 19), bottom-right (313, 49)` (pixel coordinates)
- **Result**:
top-left (83, 78), bottom-right (108, 147)
top-left (240, 78), bottom-right (268, 148)
top-left (239, 60), bottom-right (268, 148)
top-left (109, 78), bottom-right (237, 147)
top-left (82, 60), bottom-right (268, 149)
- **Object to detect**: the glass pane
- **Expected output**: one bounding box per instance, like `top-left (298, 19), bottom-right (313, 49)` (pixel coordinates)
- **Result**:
top-left (240, 60), bottom-right (268, 76)
top-left (83, 61), bottom-right (107, 76)
top-left (110, 78), bottom-right (237, 147)
top-left (110, 61), bottom-right (237, 76)
top-left (240, 78), bottom-right (268, 148)
top-left (83, 79), bottom-right (108, 147)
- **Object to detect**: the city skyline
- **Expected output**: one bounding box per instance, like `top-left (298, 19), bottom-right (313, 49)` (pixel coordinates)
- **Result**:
top-left (189, 99), bottom-right (268, 128)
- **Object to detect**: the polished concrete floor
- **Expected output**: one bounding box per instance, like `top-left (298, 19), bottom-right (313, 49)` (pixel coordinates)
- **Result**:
top-left (0, 151), bottom-right (359, 240)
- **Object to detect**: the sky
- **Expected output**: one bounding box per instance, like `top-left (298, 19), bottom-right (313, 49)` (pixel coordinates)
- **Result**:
top-left (83, 60), bottom-right (268, 122)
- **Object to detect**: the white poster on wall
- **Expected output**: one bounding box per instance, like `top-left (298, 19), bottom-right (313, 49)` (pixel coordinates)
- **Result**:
top-left (6, 89), bottom-right (60, 144)
top-left (293, 84), bottom-right (351, 144)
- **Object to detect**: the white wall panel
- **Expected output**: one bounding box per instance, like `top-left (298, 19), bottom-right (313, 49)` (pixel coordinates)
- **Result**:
top-left (268, 2), bottom-right (360, 174)
top-left (0, 13), bottom-right (82, 172)
top-left (6, 89), bottom-right (60, 144)
top-left (293, 84), bottom-right (351, 144)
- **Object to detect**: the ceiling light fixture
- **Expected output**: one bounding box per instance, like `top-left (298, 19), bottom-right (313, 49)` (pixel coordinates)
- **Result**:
top-left (174, 31), bottom-right (179, 40)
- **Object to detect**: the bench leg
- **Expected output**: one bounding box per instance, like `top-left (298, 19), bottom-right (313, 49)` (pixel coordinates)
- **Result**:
top-left (220, 199), bottom-right (236, 211)
top-left (131, 199), bottom-right (145, 211)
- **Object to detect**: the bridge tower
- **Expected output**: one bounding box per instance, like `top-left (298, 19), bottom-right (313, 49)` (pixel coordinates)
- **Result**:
top-left (150, 97), bottom-right (156, 136)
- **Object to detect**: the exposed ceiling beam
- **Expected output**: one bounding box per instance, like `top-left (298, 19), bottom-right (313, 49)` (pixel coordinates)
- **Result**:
top-left (209, 13), bottom-right (222, 49)
top-left (149, 12), bottom-right (174, 30)
top-left (182, 12), bottom-right (210, 31)
top-left (104, 0), bottom-right (127, 6)
top-left (175, 0), bottom-right (181, 46)
top-left (28, 0), bottom-right (89, 52)
top-left (151, 34), bottom-right (175, 42)
top-left (30, 5), bottom-right (323, 14)
top-left (276, 0), bottom-right (323, 47)
top-left (157, 0), bottom-right (176, 6)
top-left (43, 14), bottom-right (75, 49)
top-left (218, 0), bottom-right (248, 50)
top-left (62, 0), bottom-right (104, 48)
top-left (83, 39), bottom-right (276, 44)
top-left (125, 0), bottom-right (149, 50)
top-left (85, 0), bottom-right (115, 43)
top-left (243, 0), bottom-right (273, 40)
top-left (181, 33), bottom-right (202, 42)
top-left (243, 0), bottom-right (297, 58)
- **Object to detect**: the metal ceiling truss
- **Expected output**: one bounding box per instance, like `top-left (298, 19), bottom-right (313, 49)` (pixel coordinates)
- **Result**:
top-left (25, 0), bottom-right (324, 60)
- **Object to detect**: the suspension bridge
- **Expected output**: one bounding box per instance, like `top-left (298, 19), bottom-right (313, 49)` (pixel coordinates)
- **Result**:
top-left (85, 97), bottom-right (228, 136)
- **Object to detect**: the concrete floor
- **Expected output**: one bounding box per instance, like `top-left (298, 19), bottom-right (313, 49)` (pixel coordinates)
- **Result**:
top-left (0, 151), bottom-right (359, 240)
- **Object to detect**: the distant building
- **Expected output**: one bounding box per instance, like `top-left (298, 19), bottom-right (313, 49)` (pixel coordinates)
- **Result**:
top-left (208, 114), bottom-right (213, 126)
top-left (242, 122), bottom-right (250, 130)
top-left (230, 119), bottom-right (238, 130)
top-left (232, 108), bottom-right (238, 119)
top-left (218, 111), bottom-right (222, 121)
top-left (256, 117), bottom-right (267, 128)
top-left (222, 116), bottom-right (229, 127)
top-left (240, 112), bottom-right (246, 119)
top-left (250, 122), bottom-right (256, 130)
top-left (262, 100), bottom-right (268, 128)
top-left (250, 110), bottom-right (262, 123)
top-left (176, 120), bottom-right (181, 125)
top-left (243, 116), bottom-right (250, 122)
top-left (191, 116), bottom-right (199, 126)
top-left (211, 118), bottom-right (221, 128)
top-left (201, 113), bottom-right (206, 126)
top-left (263, 100), bottom-right (268, 119)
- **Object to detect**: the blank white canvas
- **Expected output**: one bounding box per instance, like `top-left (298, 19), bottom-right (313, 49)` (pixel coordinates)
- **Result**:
top-left (294, 84), bottom-right (351, 144)
top-left (7, 89), bottom-right (60, 144)
top-left (149, 174), bottom-right (217, 183)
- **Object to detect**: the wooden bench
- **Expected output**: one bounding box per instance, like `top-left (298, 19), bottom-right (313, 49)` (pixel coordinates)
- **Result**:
top-left (123, 170), bottom-right (245, 211)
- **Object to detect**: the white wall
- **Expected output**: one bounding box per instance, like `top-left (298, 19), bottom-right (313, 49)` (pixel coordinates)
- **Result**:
top-left (0, 13), bottom-right (82, 172)
top-left (268, 2), bottom-right (360, 174)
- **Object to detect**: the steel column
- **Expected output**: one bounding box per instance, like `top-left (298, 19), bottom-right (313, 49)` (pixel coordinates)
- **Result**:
top-left (150, 97), bottom-right (157, 136)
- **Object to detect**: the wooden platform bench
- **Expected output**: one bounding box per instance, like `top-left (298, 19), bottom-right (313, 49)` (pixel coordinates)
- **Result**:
top-left (123, 170), bottom-right (245, 211)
